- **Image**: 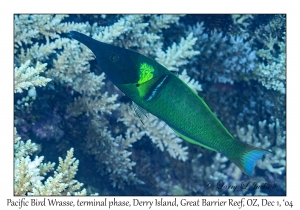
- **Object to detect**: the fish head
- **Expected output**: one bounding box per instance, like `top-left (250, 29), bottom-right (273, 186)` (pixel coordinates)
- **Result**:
top-left (70, 31), bottom-right (140, 85)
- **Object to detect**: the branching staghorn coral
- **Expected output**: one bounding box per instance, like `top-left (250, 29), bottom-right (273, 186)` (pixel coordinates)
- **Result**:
top-left (14, 15), bottom-right (88, 50)
top-left (231, 15), bottom-right (254, 30)
top-left (254, 34), bottom-right (286, 94)
top-left (92, 15), bottom-right (161, 56)
top-left (155, 32), bottom-right (200, 71)
top-left (14, 128), bottom-right (86, 196)
top-left (14, 60), bottom-right (51, 93)
top-left (81, 115), bottom-right (145, 189)
top-left (148, 14), bottom-right (184, 33)
top-left (188, 21), bottom-right (257, 84)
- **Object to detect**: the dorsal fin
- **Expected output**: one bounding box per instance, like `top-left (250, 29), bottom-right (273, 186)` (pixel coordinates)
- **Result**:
top-left (137, 74), bottom-right (170, 101)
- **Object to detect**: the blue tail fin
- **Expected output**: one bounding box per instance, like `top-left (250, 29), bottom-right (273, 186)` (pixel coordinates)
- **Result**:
top-left (228, 143), bottom-right (270, 176)
top-left (241, 149), bottom-right (270, 176)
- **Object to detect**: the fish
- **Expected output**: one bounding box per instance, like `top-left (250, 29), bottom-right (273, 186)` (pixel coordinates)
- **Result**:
top-left (70, 31), bottom-right (270, 176)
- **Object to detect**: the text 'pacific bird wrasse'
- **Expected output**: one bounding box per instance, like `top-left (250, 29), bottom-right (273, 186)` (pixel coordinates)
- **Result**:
top-left (70, 31), bottom-right (271, 176)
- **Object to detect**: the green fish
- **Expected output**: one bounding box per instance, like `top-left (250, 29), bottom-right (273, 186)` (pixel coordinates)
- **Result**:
top-left (70, 31), bottom-right (270, 176)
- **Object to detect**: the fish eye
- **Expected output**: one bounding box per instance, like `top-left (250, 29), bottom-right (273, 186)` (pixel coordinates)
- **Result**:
top-left (110, 53), bottom-right (119, 63)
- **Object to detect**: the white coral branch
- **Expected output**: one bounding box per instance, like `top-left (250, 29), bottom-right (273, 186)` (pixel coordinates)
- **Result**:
top-left (155, 33), bottom-right (200, 71)
top-left (14, 60), bottom-right (51, 93)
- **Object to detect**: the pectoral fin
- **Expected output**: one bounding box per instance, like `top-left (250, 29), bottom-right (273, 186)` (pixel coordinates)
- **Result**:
top-left (132, 101), bottom-right (148, 125)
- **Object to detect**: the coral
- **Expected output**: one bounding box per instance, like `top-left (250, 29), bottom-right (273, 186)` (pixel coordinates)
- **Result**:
top-left (148, 15), bottom-right (184, 33)
top-left (14, 60), bottom-right (51, 93)
top-left (178, 69), bottom-right (203, 92)
top-left (91, 15), bottom-right (161, 56)
top-left (82, 115), bottom-right (145, 189)
top-left (155, 32), bottom-right (200, 71)
top-left (254, 34), bottom-right (286, 94)
top-left (14, 14), bottom-right (286, 195)
top-left (187, 22), bottom-right (257, 84)
top-left (67, 73), bottom-right (120, 117)
top-left (232, 15), bottom-right (254, 28)
top-left (14, 128), bottom-right (86, 196)
top-left (14, 15), bottom-right (88, 50)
